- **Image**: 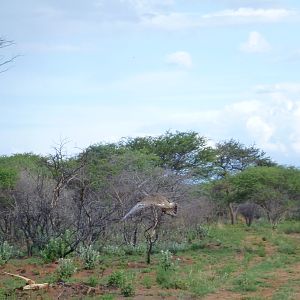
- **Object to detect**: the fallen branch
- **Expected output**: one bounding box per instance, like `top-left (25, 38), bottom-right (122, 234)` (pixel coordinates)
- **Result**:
top-left (3, 272), bottom-right (35, 284)
top-left (23, 283), bottom-right (50, 290)
top-left (3, 272), bottom-right (49, 290)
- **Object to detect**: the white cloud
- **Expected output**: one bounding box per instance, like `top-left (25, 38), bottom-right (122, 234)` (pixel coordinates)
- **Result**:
top-left (203, 7), bottom-right (294, 22)
top-left (5, 2), bottom-right (297, 35)
top-left (255, 82), bottom-right (300, 93)
top-left (240, 31), bottom-right (271, 53)
top-left (2, 91), bottom-right (300, 166)
top-left (165, 51), bottom-right (193, 68)
top-left (246, 115), bottom-right (275, 144)
top-left (140, 12), bottom-right (196, 30)
top-left (228, 100), bottom-right (262, 114)
top-left (127, 0), bottom-right (174, 13)
top-left (141, 7), bottom-right (296, 30)
top-left (20, 42), bottom-right (94, 53)
top-left (139, 95), bottom-right (300, 163)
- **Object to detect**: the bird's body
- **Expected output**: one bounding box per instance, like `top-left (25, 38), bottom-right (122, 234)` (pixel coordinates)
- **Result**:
top-left (122, 195), bottom-right (177, 220)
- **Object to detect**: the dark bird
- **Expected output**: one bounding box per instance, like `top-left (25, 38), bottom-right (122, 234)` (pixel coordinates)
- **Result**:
top-left (122, 195), bottom-right (177, 221)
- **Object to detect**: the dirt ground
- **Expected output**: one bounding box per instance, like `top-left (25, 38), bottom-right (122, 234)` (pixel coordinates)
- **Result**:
top-left (1, 232), bottom-right (300, 299)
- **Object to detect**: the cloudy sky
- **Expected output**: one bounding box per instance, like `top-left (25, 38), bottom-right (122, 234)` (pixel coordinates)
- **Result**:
top-left (1, 0), bottom-right (300, 166)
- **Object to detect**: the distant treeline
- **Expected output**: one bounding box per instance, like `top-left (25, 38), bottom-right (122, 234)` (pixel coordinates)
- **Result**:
top-left (0, 131), bottom-right (299, 256)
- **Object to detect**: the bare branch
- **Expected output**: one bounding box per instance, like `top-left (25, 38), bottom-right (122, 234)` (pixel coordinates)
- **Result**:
top-left (0, 37), bottom-right (18, 73)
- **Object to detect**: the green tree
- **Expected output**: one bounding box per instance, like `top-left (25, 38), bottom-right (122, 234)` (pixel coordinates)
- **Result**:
top-left (229, 166), bottom-right (300, 228)
top-left (84, 143), bottom-right (159, 190)
top-left (122, 131), bottom-right (214, 179)
top-left (213, 139), bottom-right (275, 179)
top-left (209, 140), bottom-right (275, 224)
top-left (208, 176), bottom-right (238, 224)
top-left (0, 167), bottom-right (17, 190)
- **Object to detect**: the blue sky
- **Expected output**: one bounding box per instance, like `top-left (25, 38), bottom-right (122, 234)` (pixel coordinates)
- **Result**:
top-left (1, 0), bottom-right (300, 166)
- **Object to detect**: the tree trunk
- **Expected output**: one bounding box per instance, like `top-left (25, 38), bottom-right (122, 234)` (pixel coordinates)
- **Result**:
top-left (132, 227), bottom-right (138, 247)
top-left (146, 238), bottom-right (153, 264)
top-left (229, 203), bottom-right (237, 225)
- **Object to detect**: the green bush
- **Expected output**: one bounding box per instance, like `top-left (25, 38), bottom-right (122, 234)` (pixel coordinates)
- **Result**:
top-left (102, 245), bottom-right (125, 256)
top-left (159, 250), bottom-right (175, 271)
top-left (277, 242), bottom-right (296, 255)
top-left (120, 282), bottom-right (135, 297)
top-left (156, 250), bottom-right (184, 289)
top-left (40, 230), bottom-right (73, 262)
top-left (0, 241), bottom-right (13, 265)
top-left (156, 241), bottom-right (189, 254)
top-left (107, 270), bottom-right (126, 287)
top-left (85, 275), bottom-right (99, 287)
top-left (190, 241), bottom-right (206, 251)
top-left (280, 222), bottom-right (300, 234)
top-left (107, 270), bottom-right (135, 297)
top-left (156, 267), bottom-right (186, 290)
top-left (187, 225), bottom-right (210, 242)
top-left (142, 276), bottom-right (153, 289)
top-left (256, 245), bottom-right (266, 257)
top-left (156, 267), bottom-right (171, 288)
top-left (195, 224), bottom-right (210, 239)
top-left (232, 273), bottom-right (258, 292)
top-left (56, 258), bottom-right (77, 280)
top-left (78, 245), bottom-right (101, 269)
top-left (122, 244), bottom-right (146, 255)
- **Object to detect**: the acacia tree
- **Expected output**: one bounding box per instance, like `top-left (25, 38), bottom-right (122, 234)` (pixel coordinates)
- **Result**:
top-left (122, 131), bottom-right (215, 179)
top-left (213, 139), bottom-right (275, 179)
top-left (84, 142), bottom-right (186, 264)
top-left (208, 177), bottom-right (238, 224)
top-left (42, 141), bottom-right (87, 208)
top-left (210, 139), bottom-right (275, 224)
top-left (84, 144), bottom-right (186, 248)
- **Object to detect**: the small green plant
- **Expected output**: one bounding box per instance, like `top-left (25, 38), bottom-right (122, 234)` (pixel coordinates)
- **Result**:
top-left (187, 225), bottom-right (209, 243)
top-left (156, 250), bottom-right (183, 289)
top-left (107, 270), bottom-right (135, 297)
top-left (156, 267), bottom-right (186, 290)
top-left (32, 270), bottom-right (40, 276)
top-left (56, 258), bottom-right (77, 280)
top-left (195, 224), bottom-right (210, 239)
top-left (120, 282), bottom-right (135, 297)
top-left (155, 240), bottom-right (189, 253)
top-left (102, 245), bottom-right (125, 256)
top-left (156, 267), bottom-right (172, 288)
top-left (40, 230), bottom-right (73, 262)
top-left (141, 268), bottom-right (151, 273)
top-left (232, 273), bottom-right (258, 292)
top-left (85, 275), bottom-right (98, 287)
top-left (256, 245), bottom-right (266, 257)
top-left (159, 250), bottom-right (175, 271)
top-left (78, 245), bottom-right (101, 269)
top-left (277, 242), bottom-right (296, 255)
top-left (0, 288), bottom-right (5, 299)
top-left (107, 270), bottom-right (126, 287)
top-left (0, 241), bottom-right (13, 265)
top-left (190, 241), bottom-right (206, 251)
top-left (280, 221), bottom-right (300, 234)
top-left (122, 244), bottom-right (146, 255)
top-left (142, 276), bottom-right (153, 289)
top-left (1, 277), bottom-right (24, 297)
top-left (100, 294), bottom-right (115, 300)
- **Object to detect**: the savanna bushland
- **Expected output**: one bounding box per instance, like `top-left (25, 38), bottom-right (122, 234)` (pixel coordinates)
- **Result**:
top-left (1, 131), bottom-right (300, 299)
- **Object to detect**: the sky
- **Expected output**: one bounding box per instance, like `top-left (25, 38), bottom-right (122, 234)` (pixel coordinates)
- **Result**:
top-left (0, 0), bottom-right (300, 166)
